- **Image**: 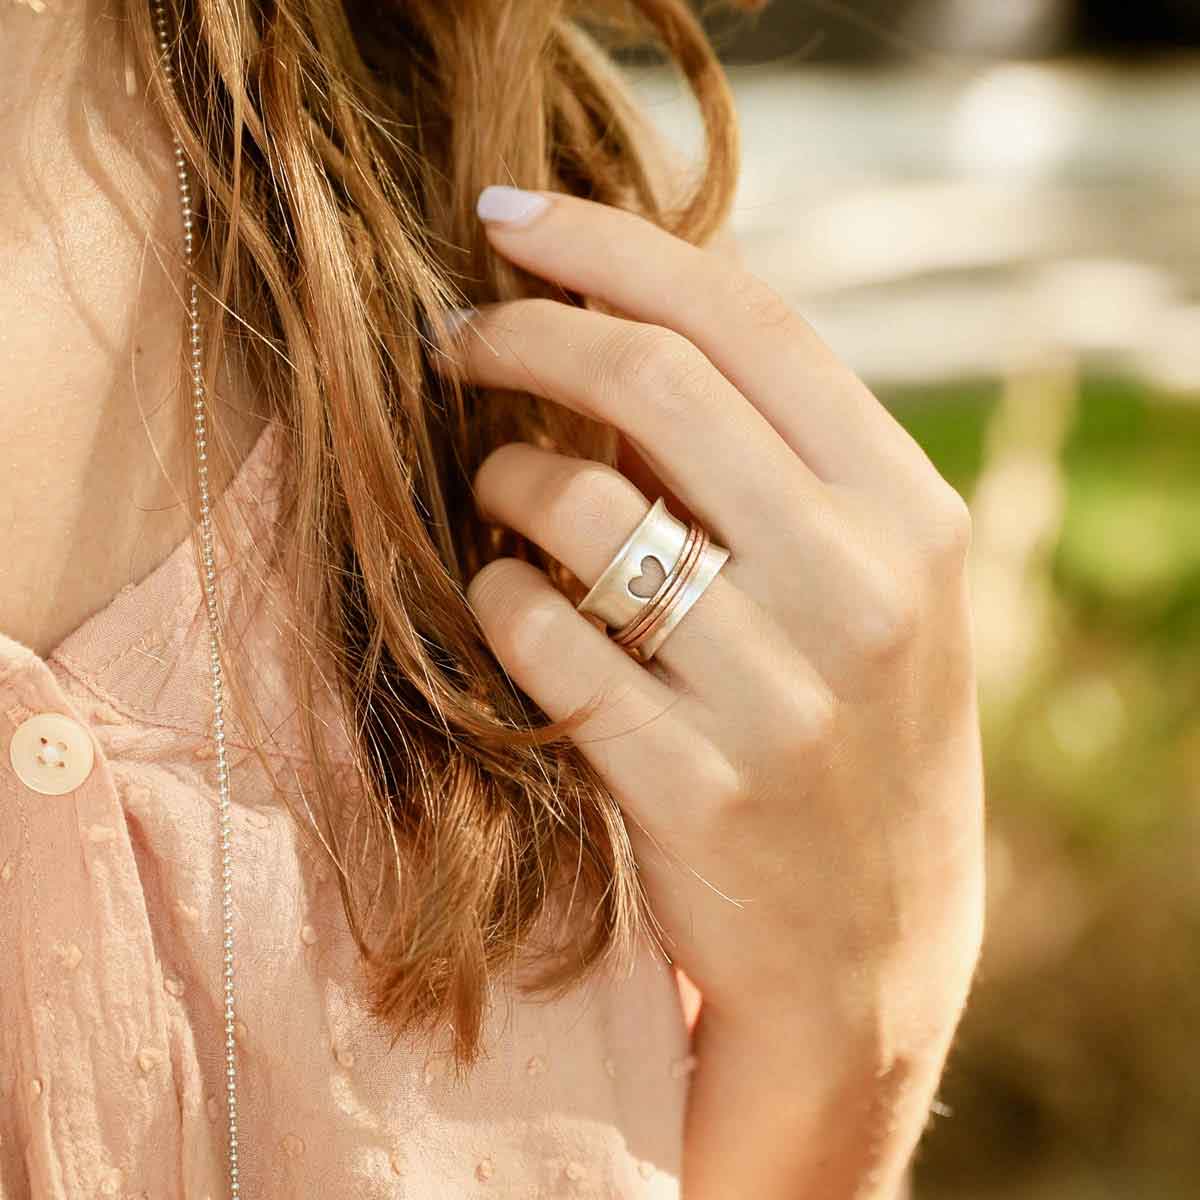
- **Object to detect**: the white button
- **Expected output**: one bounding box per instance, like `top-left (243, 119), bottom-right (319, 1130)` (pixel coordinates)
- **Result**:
top-left (9, 713), bottom-right (96, 796)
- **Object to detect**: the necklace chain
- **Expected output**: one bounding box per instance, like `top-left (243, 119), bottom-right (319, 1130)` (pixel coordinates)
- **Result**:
top-left (152, 4), bottom-right (243, 1194)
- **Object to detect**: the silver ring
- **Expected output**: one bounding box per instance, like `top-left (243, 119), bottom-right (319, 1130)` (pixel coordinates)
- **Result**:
top-left (576, 498), bottom-right (730, 663)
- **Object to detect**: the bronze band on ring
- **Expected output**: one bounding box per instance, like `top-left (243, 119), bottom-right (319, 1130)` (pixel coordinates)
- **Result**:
top-left (575, 495), bottom-right (731, 664)
top-left (612, 524), bottom-right (703, 647)
top-left (613, 524), bottom-right (708, 656)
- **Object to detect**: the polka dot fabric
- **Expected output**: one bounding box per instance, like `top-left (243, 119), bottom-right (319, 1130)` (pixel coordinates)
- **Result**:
top-left (0, 423), bottom-right (692, 1198)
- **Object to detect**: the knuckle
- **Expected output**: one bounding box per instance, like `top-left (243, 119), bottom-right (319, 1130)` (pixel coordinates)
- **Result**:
top-left (467, 557), bottom-right (530, 620)
top-left (468, 560), bottom-right (559, 669)
top-left (474, 440), bottom-right (527, 499)
top-left (783, 679), bottom-right (838, 752)
top-left (688, 748), bottom-right (748, 820)
top-left (598, 325), bottom-right (710, 422)
top-left (521, 296), bottom-right (567, 324)
top-left (748, 648), bottom-right (835, 748)
top-left (546, 461), bottom-right (644, 557)
top-left (727, 269), bottom-right (796, 332)
top-left (503, 600), bottom-right (571, 678)
top-left (847, 575), bottom-right (921, 665)
top-left (751, 670), bottom-right (837, 767)
top-left (919, 482), bottom-right (973, 567)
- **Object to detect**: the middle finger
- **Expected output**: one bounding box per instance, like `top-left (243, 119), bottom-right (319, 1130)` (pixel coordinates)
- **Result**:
top-left (438, 298), bottom-right (818, 555)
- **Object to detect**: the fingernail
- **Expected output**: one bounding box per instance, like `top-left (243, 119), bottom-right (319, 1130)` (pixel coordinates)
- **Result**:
top-left (443, 306), bottom-right (477, 337)
top-left (476, 185), bottom-right (550, 227)
top-left (427, 306), bottom-right (476, 351)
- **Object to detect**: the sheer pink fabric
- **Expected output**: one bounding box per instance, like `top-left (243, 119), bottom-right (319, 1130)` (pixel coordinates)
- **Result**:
top-left (0, 422), bottom-right (692, 1198)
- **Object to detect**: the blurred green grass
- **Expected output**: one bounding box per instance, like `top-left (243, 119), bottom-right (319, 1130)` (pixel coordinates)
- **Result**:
top-left (886, 377), bottom-right (1200, 1200)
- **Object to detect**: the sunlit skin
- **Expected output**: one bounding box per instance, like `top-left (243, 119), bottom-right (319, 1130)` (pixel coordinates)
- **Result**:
top-left (0, 0), bottom-right (267, 659)
top-left (440, 188), bottom-right (986, 1199)
top-left (3, 0), bottom-right (983, 1189)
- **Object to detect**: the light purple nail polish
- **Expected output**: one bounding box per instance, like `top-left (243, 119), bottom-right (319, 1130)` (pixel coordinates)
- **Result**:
top-left (476, 186), bottom-right (550, 227)
top-left (443, 306), bottom-right (477, 336)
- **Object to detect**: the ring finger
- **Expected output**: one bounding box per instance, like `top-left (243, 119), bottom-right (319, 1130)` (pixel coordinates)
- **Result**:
top-left (474, 441), bottom-right (817, 703)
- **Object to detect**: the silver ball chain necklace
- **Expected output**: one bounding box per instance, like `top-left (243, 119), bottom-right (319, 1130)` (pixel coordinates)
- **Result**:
top-left (151, 2), bottom-right (245, 1194)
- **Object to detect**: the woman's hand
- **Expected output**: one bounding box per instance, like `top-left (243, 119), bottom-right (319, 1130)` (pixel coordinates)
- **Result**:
top-left (439, 185), bottom-right (985, 1198)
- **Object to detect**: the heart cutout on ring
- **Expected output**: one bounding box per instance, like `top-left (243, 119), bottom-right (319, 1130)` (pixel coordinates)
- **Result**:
top-left (627, 554), bottom-right (667, 600)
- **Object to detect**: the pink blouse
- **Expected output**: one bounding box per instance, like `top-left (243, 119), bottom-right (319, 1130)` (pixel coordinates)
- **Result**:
top-left (0, 421), bottom-right (695, 1198)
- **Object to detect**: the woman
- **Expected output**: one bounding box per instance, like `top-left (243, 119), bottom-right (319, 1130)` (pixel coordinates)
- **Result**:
top-left (0, 0), bottom-right (984, 1196)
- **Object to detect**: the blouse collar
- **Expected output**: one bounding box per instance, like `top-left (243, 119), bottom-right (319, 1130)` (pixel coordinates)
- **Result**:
top-left (40, 419), bottom-right (295, 749)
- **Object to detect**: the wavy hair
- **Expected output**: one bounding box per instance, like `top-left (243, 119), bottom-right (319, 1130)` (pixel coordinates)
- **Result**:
top-left (128, 0), bottom-right (755, 1069)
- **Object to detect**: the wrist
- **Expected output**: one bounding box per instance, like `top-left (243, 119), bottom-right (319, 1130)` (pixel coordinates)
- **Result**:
top-left (686, 998), bottom-right (958, 1200)
top-left (695, 992), bottom-right (955, 1112)
top-left (699, 960), bottom-right (970, 1081)
top-left (699, 884), bottom-right (983, 1084)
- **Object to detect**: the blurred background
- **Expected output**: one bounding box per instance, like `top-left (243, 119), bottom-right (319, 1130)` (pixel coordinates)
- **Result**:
top-left (633, 3), bottom-right (1200, 1198)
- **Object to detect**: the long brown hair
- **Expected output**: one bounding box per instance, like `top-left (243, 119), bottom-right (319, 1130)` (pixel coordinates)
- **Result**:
top-left (129, 0), bottom-right (753, 1069)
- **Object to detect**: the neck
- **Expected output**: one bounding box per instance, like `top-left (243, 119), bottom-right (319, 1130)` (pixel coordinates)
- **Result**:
top-left (0, 0), bottom-right (265, 658)
top-left (0, 0), bottom-right (168, 277)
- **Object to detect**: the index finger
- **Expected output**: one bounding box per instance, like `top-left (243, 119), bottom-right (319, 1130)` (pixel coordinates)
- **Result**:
top-left (474, 186), bottom-right (935, 499)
